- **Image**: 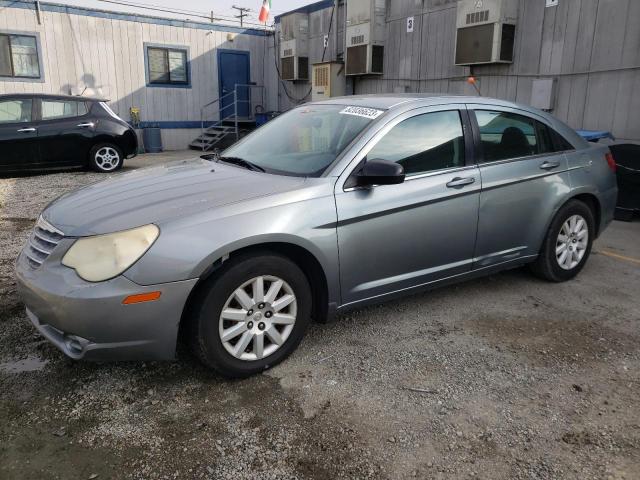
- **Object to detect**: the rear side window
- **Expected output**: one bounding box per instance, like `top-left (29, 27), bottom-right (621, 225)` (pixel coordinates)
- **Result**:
top-left (548, 127), bottom-right (574, 151)
top-left (475, 110), bottom-right (575, 161)
top-left (366, 110), bottom-right (465, 175)
top-left (41, 100), bottom-right (88, 120)
top-left (0, 98), bottom-right (32, 123)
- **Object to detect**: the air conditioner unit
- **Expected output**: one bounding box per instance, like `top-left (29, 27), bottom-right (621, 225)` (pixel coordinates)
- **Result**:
top-left (312, 62), bottom-right (345, 101)
top-left (345, 0), bottom-right (386, 76)
top-left (279, 12), bottom-right (310, 81)
top-left (454, 0), bottom-right (517, 66)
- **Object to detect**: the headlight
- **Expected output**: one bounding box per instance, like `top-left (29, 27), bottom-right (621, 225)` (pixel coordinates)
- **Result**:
top-left (62, 224), bottom-right (159, 282)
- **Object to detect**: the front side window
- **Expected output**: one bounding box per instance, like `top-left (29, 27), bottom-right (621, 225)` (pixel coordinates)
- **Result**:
top-left (475, 110), bottom-right (560, 162)
top-left (147, 46), bottom-right (188, 85)
top-left (0, 98), bottom-right (32, 123)
top-left (0, 33), bottom-right (40, 78)
top-left (366, 110), bottom-right (465, 175)
top-left (222, 105), bottom-right (376, 176)
top-left (41, 100), bottom-right (88, 120)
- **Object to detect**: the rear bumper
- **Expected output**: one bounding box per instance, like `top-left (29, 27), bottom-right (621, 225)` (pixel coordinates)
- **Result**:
top-left (15, 250), bottom-right (197, 361)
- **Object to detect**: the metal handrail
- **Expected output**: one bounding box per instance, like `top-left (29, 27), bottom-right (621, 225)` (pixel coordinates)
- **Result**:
top-left (198, 84), bottom-right (265, 152)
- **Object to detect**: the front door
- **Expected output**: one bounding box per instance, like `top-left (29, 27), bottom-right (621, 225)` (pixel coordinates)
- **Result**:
top-left (35, 98), bottom-right (94, 167)
top-left (469, 105), bottom-right (571, 268)
top-left (218, 50), bottom-right (250, 119)
top-left (0, 97), bottom-right (39, 171)
top-left (335, 106), bottom-right (480, 307)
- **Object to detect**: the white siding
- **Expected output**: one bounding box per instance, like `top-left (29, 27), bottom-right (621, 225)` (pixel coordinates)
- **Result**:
top-left (0, 2), bottom-right (277, 150)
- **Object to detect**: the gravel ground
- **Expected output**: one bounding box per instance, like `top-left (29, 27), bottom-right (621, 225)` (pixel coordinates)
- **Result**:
top-left (1, 153), bottom-right (639, 480)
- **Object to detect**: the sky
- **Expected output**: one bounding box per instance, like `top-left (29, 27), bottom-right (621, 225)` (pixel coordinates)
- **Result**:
top-left (55, 0), bottom-right (314, 27)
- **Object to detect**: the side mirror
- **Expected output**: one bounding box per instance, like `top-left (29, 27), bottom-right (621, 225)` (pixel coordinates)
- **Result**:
top-left (353, 159), bottom-right (405, 187)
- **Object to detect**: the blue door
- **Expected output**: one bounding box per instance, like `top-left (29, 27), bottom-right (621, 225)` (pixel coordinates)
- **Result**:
top-left (218, 50), bottom-right (250, 119)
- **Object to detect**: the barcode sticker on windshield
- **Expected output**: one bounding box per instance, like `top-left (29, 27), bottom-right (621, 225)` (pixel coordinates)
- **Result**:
top-left (339, 106), bottom-right (384, 119)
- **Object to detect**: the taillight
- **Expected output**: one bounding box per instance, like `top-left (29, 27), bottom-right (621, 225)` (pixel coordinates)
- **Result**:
top-left (605, 152), bottom-right (616, 172)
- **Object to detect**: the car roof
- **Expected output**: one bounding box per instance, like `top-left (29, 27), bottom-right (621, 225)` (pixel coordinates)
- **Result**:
top-left (311, 93), bottom-right (529, 111)
top-left (0, 93), bottom-right (108, 102)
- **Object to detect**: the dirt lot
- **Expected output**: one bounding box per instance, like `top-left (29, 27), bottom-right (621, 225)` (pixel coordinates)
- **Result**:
top-left (1, 153), bottom-right (639, 480)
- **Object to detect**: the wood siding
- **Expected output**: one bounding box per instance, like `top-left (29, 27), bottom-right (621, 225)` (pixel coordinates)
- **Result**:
top-left (278, 0), bottom-right (639, 142)
top-left (0, 2), bottom-right (277, 150)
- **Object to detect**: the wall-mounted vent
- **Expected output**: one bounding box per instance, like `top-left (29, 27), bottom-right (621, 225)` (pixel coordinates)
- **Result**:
top-left (297, 57), bottom-right (309, 81)
top-left (314, 65), bottom-right (329, 87)
top-left (312, 62), bottom-right (345, 101)
top-left (345, 0), bottom-right (386, 76)
top-left (346, 45), bottom-right (367, 75)
top-left (283, 48), bottom-right (293, 57)
top-left (466, 10), bottom-right (489, 24)
top-left (371, 45), bottom-right (384, 74)
top-left (281, 57), bottom-right (295, 80)
top-left (455, 0), bottom-right (518, 65)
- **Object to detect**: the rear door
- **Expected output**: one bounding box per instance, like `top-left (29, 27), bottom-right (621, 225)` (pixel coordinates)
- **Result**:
top-left (469, 105), bottom-right (570, 268)
top-left (34, 98), bottom-right (94, 167)
top-left (0, 97), bottom-right (38, 171)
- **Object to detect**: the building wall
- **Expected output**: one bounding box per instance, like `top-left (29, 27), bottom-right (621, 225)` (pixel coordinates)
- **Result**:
top-left (277, 0), bottom-right (640, 143)
top-left (0, 1), bottom-right (277, 150)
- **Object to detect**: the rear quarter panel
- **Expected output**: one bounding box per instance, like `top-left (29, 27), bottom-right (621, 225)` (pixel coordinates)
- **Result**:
top-left (566, 143), bottom-right (618, 235)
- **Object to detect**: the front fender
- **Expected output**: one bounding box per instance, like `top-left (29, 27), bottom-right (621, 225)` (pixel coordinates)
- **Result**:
top-left (123, 190), bottom-right (340, 305)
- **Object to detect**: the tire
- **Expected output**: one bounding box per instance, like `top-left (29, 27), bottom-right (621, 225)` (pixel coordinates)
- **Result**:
top-left (530, 200), bottom-right (595, 282)
top-left (186, 253), bottom-right (312, 378)
top-left (89, 143), bottom-right (123, 172)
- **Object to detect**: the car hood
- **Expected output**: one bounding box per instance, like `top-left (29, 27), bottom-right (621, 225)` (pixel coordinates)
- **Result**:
top-left (42, 158), bottom-right (308, 236)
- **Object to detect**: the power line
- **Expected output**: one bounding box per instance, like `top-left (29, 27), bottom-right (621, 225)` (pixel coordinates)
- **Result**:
top-left (231, 5), bottom-right (251, 28)
top-left (96, 0), bottom-right (272, 29)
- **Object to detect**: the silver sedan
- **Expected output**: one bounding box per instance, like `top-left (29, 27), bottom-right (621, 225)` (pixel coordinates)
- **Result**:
top-left (16, 95), bottom-right (617, 378)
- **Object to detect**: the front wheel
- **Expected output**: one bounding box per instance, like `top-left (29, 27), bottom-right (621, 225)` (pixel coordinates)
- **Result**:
top-left (187, 253), bottom-right (312, 378)
top-left (530, 200), bottom-right (595, 282)
top-left (89, 143), bottom-right (123, 172)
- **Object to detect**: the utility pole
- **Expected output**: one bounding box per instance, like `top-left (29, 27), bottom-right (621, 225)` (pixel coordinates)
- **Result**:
top-left (231, 5), bottom-right (251, 27)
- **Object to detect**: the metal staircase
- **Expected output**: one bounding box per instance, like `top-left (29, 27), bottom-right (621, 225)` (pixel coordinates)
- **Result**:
top-left (189, 84), bottom-right (264, 152)
top-left (189, 124), bottom-right (237, 151)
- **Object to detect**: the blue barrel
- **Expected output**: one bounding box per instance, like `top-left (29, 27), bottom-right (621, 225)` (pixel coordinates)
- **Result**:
top-left (255, 111), bottom-right (279, 127)
top-left (255, 112), bottom-right (269, 127)
top-left (142, 127), bottom-right (163, 153)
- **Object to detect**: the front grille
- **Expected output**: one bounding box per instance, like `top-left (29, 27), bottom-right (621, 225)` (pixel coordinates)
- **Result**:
top-left (25, 217), bottom-right (64, 269)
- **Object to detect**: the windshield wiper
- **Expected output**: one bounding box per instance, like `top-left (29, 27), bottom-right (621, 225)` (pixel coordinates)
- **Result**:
top-left (217, 156), bottom-right (265, 172)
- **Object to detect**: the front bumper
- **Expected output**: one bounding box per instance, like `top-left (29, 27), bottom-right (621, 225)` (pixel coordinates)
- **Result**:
top-left (15, 249), bottom-right (197, 361)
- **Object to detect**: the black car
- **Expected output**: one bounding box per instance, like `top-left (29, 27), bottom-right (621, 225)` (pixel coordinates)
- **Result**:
top-left (0, 94), bottom-right (137, 173)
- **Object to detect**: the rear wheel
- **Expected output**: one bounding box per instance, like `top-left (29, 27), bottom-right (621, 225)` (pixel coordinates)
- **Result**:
top-left (530, 200), bottom-right (595, 282)
top-left (187, 253), bottom-right (312, 378)
top-left (89, 143), bottom-right (123, 172)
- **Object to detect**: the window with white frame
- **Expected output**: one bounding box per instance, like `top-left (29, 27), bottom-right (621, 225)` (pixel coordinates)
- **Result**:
top-left (0, 33), bottom-right (41, 79)
top-left (146, 46), bottom-right (188, 85)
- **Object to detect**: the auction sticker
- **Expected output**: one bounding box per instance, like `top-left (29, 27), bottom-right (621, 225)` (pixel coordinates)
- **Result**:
top-left (339, 106), bottom-right (384, 119)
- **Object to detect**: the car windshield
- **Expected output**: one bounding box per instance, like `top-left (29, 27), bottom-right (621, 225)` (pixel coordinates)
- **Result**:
top-left (221, 104), bottom-right (381, 176)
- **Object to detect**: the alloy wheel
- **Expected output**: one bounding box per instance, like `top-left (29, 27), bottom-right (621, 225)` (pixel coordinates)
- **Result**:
top-left (95, 146), bottom-right (120, 171)
top-left (218, 275), bottom-right (297, 361)
top-left (555, 214), bottom-right (589, 270)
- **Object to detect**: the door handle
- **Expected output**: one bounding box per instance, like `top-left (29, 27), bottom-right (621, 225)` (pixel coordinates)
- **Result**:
top-left (446, 176), bottom-right (476, 188)
top-left (76, 122), bottom-right (95, 128)
top-left (540, 160), bottom-right (560, 170)
top-left (17, 127), bottom-right (36, 133)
